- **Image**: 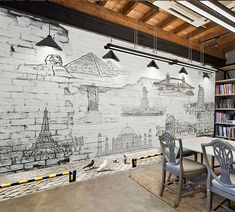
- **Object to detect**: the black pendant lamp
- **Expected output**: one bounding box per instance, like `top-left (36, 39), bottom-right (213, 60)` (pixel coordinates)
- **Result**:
top-left (179, 67), bottom-right (188, 75)
top-left (147, 60), bottom-right (159, 69)
top-left (102, 50), bottom-right (120, 62)
top-left (36, 24), bottom-right (62, 51)
top-left (203, 72), bottom-right (210, 79)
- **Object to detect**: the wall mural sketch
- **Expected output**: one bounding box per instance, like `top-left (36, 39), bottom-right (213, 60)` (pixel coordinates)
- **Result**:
top-left (24, 108), bottom-right (64, 161)
top-left (154, 73), bottom-right (194, 96)
top-left (65, 52), bottom-right (125, 78)
top-left (122, 86), bottom-right (165, 116)
top-left (0, 108), bottom-right (89, 172)
top-left (96, 124), bottom-right (152, 157)
top-left (155, 85), bottom-right (214, 138)
top-left (0, 7), bottom-right (215, 173)
top-left (78, 84), bottom-right (110, 123)
top-left (17, 54), bottom-right (74, 80)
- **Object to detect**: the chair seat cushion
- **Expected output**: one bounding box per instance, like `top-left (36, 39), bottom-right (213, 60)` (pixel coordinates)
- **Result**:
top-left (166, 158), bottom-right (206, 176)
top-left (167, 148), bottom-right (196, 159)
top-left (182, 148), bottom-right (196, 157)
top-left (212, 173), bottom-right (235, 196)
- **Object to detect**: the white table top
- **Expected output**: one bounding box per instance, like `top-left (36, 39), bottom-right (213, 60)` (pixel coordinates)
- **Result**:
top-left (180, 136), bottom-right (235, 156)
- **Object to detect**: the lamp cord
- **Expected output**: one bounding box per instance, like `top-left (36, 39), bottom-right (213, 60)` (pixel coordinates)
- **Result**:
top-left (153, 24), bottom-right (158, 54)
top-left (134, 20), bottom-right (138, 49)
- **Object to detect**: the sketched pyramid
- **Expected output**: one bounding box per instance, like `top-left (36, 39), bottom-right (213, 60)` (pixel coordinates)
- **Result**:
top-left (65, 52), bottom-right (116, 77)
top-left (105, 60), bottom-right (122, 75)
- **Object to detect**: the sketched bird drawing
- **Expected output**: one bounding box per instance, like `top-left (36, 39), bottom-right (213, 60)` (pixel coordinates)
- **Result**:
top-left (83, 159), bottom-right (95, 169)
top-left (97, 158), bottom-right (108, 172)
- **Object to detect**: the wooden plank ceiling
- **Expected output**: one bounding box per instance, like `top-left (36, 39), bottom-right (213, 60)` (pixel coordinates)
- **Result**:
top-left (48, 0), bottom-right (235, 59)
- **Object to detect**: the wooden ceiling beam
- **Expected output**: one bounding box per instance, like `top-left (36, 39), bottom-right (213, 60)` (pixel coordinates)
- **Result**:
top-left (188, 22), bottom-right (220, 40)
top-left (139, 8), bottom-right (160, 23)
top-left (222, 39), bottom-right (235, 52)
top-left (159, 15), bottom-right (178, 30)
top-left (120, 1), bottom-right (139, 16)
top-left (197, 29), bottom-right (230, 43)
top-left (172, 22), bottom-right (191, 34)
top-left (49, 0), bottom-right (225, 59)
top-left (218, 34), bottom-right (235, 47)
top-left (96, 0), bottom-right (108, 7)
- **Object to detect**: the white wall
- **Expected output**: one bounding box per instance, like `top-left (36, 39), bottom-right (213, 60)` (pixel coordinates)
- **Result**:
top-left (0, 7), bottom-right (215, 173)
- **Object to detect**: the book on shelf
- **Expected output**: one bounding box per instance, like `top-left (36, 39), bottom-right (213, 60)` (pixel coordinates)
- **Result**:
top-left (215, 112), bottom-right (231, 123)
top-left (217, 99), bottom-right (234, 108)
top-left (216, 83), bottom-right (235, 95)
top-left (216, 125), bottom-right (235, 139)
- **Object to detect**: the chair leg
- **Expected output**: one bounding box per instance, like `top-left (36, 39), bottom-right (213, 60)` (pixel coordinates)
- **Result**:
top-left (167, 173), bottom-right (172, 182)
top-left (174, 175), bottom-right (183, 208)
top-left (207, 190), bottom-right (212, 212)
top-left (160, 170), bottom-right (166, 196)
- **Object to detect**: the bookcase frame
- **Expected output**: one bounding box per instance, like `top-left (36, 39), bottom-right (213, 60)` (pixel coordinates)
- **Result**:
top-left (215, 78), bottom-right (235, 140)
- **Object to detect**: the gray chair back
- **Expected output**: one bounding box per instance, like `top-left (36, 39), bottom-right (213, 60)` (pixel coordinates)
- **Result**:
top-left (159, 132), bottom-right (183, 166)
top-left (201, 139), bottom-right (235, 188)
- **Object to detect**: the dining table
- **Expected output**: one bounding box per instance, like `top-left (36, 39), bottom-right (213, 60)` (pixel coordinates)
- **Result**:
top-left (180, 136), bottom-right (235, 168)
top-left (181, 136), bottom-right (235, 155)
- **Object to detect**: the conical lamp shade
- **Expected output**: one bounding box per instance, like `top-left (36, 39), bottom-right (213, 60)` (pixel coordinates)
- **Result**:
top-left (36, 35), bottom-right (62, 51)
top-left (102, 50), bottom-right (120, 62)
top-left (203, 72), bottom-right (210, 78)
top-left (147, 60), bottom-right (159, 69)
top-left (179, 67), bottom-right (188, 75)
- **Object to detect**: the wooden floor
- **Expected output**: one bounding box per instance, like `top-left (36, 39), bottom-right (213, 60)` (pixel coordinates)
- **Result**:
top-left (130, 163), bottom-right (233, 212)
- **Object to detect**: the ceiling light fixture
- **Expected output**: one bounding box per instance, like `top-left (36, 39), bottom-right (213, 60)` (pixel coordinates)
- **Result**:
top-left (179, 67), bottom-right (188, 75)
top-left (36, 23), bottom-right (62, 51)
top-left (178, 1), bottom-right (235, 33)
top-left (102, 50), bottom-right (120, 62)
top-left (201, 1), bottom-right (235, 23)
top-left (203, 72), bottom-right (210, 79)
top-left (147, 60), bottom-right (159, 69)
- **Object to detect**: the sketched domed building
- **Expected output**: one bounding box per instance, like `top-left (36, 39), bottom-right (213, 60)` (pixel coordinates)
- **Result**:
top-left (112, 124), bottom-right (141, 153)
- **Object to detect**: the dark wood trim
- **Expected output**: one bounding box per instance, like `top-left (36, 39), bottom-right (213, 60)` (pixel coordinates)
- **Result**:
top-left (0, 1), bottom-right (225, 67)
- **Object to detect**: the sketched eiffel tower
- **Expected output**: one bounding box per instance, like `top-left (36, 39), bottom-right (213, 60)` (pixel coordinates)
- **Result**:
top-left (25, 108), bottom-right (63, 159)
top-left (36, 108), bottom-right (55, 146)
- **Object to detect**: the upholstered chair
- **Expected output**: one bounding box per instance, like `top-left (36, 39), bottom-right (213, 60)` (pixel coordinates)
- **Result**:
top-left (201, 139), bottom-right (235, 212)
top-left (159, 132), bottom-right (207, 207)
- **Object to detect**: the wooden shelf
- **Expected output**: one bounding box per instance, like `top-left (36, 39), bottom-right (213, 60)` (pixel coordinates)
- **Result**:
top-left (216, 79), bottom-right (235, 84)
top-left (215, 135), bottom-right (235, 140)
top-left (219, 63), bottom-right (235, 72)
top-left (215, 108), bottom-right (235, 111)
top-left (215, 94), bottom-right (235, 97)
top-left (215, 122), bottom-right (235, 125)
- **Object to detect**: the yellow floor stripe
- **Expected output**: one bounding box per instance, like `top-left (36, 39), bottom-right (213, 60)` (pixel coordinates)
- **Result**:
top-left (19, 180), bottom-right (28, 184)
top-left (1, 183), bottom-right (11, 187)
top-left (49, 174), bottom-right (56, 178)
top-left (63, 172), bottom-right (69, 175)
top-left (35, 177), bottom-right (43, 181)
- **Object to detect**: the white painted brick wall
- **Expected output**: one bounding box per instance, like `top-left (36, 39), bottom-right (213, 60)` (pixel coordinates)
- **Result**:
top-left (0, 7), bottom-right (216, 174)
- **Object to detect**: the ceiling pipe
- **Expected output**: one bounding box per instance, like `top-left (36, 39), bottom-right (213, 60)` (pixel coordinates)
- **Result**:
top-left (104, 43), bottom-right (217, 73)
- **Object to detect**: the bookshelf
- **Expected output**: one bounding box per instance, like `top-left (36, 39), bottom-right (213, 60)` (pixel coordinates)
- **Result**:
top-left (215, 77), bottom-right (235, 140)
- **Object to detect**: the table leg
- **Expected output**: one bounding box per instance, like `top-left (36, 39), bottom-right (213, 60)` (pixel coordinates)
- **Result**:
top-left (200, 153), bottom-right (203, 163)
